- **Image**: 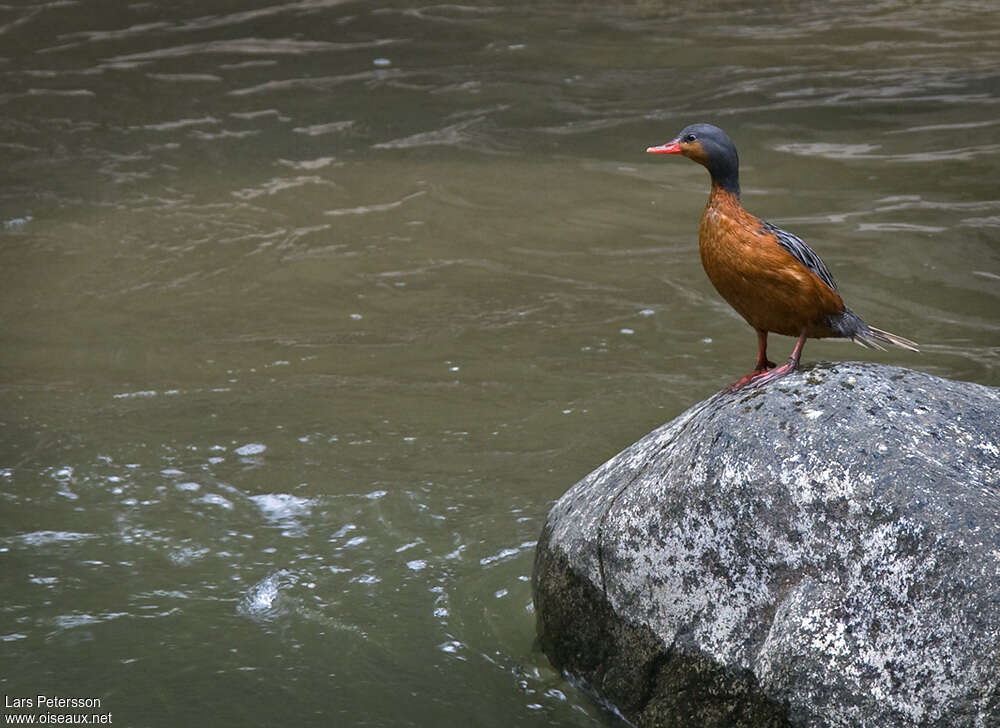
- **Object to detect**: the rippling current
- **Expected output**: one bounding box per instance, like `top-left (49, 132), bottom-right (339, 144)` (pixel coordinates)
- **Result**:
top-left (1, 1), bottom-right (998, 726)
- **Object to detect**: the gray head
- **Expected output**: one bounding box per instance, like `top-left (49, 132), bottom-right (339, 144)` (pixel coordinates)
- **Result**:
top-left (647, 123), bottom-right (741, 195)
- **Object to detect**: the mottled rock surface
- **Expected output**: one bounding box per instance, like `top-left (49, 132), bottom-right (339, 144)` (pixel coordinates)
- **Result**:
top-left (533, 362), bottom-right (1000, 728)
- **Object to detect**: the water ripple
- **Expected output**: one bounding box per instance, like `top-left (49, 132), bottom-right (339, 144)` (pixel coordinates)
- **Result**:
top-left (238, 569), bottom-right (297, 619)
top-left (95, 38), bottom-right (400, 62)
top-left (232, 175), bottom-right (337, 200)
top-left (324, 189), bottom-right (426, 217)
top-left (373, 117), bottom-right (494, 150)
top-left (292, 120), bottom-right (355, 136)
top-left (9, 531), bottom-right (98, 548)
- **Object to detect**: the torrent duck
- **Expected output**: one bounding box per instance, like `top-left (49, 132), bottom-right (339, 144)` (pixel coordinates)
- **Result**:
top-left (647, 123), bottom-right (917, 390)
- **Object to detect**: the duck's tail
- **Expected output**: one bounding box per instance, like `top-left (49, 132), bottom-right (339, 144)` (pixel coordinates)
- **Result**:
top-left (852, 325), bottom-right (919, 352)
top-left (832, 308), bottom-right (919, 352)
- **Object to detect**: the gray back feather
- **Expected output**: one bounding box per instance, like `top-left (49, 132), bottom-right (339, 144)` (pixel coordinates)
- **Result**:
top-left (762, 220), bottom-right (838, 292)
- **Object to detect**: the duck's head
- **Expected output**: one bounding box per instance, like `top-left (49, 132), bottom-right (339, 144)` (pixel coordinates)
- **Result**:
top-left (647, 123), bottom-right (740, 195)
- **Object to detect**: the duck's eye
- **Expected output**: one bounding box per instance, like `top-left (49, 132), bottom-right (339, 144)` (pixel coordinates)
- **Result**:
top-left (683, 133), bottom-right (697, 143)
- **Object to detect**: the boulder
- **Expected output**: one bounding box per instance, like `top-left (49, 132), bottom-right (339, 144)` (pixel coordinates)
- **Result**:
top-left (533, 362), bottom-right (1000, 728)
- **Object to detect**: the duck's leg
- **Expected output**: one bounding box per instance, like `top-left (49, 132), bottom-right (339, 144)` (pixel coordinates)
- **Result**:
top-left (743, 331), bottom-right (808, 389)
top-left (754, 329), bottom-right (777, 372)
top-left (724, 330), bottom-right (779, 392)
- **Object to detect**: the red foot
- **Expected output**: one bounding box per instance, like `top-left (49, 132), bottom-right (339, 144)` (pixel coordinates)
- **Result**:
top-left (725, 332), bottom-right (807, 393)
top-left (724, 360), bottom-right (778, 392)
top-left (744, 360), bottom-right (797, 388)
top-left (724, 361), bottom-right (797, 392)
top-left (725, 373), bottom-right (762, 392)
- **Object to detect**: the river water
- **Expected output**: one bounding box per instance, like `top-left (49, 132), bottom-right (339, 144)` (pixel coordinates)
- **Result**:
top-left (1, 1), bottom-right (998, 725)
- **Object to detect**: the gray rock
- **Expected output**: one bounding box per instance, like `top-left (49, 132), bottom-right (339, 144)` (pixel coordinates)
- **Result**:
top-left (533, 362), bottom-right (1000, 728)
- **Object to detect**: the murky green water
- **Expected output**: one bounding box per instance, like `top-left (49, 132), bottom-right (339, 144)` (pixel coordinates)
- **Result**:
top-left (2, 1), bottom-right (998, 725)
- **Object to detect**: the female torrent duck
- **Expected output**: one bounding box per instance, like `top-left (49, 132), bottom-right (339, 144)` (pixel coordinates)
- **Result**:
top-left (647, 123), bottom-right (917, 391)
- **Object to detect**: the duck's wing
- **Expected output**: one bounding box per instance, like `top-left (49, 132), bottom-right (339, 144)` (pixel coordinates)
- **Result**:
top-left (761, 220), bottom-right (839, 292)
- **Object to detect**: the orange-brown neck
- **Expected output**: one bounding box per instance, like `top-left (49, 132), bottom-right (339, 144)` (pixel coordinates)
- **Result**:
top-left (706, 183), bottom-right (747, 222)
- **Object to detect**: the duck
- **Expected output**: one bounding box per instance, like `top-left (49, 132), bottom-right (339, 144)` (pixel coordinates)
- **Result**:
top-left (647, 123), bottom-right (917, 391)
